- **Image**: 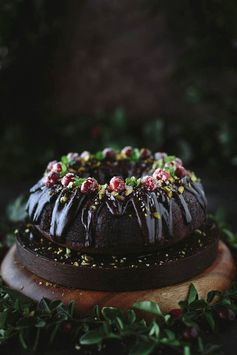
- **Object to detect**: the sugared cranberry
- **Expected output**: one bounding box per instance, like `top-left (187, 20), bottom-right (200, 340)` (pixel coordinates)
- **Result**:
top-left (217, 307), bottom-right (236, 321)
top-left (153, 168), bottom-right (170, 182)
top-left (175, 166), bottom-right (186, 178)
top-left (81, 177), bottom-right (99, 193)
top-left (61, 173), bottom-right (75, 187)
top-left (140, 148), bottom-right (151, 160)
top-left (80, 151), bottom-right (90, 161)
top-left (154, 152), bottom-right (167, 160)
top-left (45, 172), bottom-right (59, 187)
top-left (52, 162), bottom-right (62, 174)
top-left (67, 152), bottom-right (79, 163)
top-left (170, 308), bottom-right (183, 318)
top-left (121, 146), bottom-right (133, 158)
top-left (103, 148), bottom-right (116, 160)
top-left (109, 176), bottom-right (126, 192)
top-left (141, 176), bottom-right (157, 191)
top-left (175, 158), bottom-right (183, 166)
top-left (182, 327), bottom-right (199, 340)
top-left (46, 160), bottom-right (57, 172)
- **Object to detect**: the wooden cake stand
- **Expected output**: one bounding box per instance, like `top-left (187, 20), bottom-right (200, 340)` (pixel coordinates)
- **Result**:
top-left (1, 241), bottom-right (236, 314)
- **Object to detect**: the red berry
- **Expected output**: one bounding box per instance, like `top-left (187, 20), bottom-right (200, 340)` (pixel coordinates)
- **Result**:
top-left (140, 148), bottom-right (151, 160)
top-left (153, 168), bottom-right (170, 182)
top-left (52, 162), bottom-right (62, 174)
top-left (81, 177), bottom-right (99, 193)
top-left (154, 152), bottom-right (167, 160)
top-left (109, 176), bottom-right (126, 192)
top-left (175, 166), bottom-right (186, 178)
top-left (45, 172), bottom-right (59, 187)
top-left (121, 146), bottom-right (133, 158)
top-left (170, 308), bottom-right (183, 318)
top-left (183, 327), bottom-right (198, 340)
top-left (46, 160), bottom-right (57, 172)
top-left (103, 148), bottom-right (116, 160)
top-left (80, 151), bottom-right (90, 161)
top-left (61, 173), bottom-right (75, 187)
top-left (141, 176), bottom-right (157, 191)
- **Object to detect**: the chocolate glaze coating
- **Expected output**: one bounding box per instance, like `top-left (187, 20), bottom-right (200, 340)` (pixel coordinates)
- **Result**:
top-left (26, 156), bottom-right (207, 254)
top-left (32, 188), bottom-right (206, 255)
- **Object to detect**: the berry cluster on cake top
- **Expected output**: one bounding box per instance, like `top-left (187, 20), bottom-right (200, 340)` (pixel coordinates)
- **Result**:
top-left (42, 147), bottom-right (197, 200)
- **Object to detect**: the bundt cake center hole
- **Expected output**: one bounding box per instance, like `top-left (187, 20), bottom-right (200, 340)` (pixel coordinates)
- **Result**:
top-left (85, 161), bottom-right (151, 184)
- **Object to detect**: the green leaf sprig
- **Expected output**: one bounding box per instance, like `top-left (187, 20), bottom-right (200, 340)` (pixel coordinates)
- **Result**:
top-left (1, 278), bottom-right (237, 354)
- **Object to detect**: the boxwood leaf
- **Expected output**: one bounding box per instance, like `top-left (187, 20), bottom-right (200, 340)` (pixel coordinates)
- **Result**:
top-left (80, 329), bottom-right (104, 345)
top-left (102, 307), bottom-right (123, 322)
top-left (187, 284), bottom-right (198, 305)
top-left (133, 301), bottom-right (162, 316)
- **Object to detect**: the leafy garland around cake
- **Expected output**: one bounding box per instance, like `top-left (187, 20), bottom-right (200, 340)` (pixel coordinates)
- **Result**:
top-left (0, 204), bottom-right (237, 354)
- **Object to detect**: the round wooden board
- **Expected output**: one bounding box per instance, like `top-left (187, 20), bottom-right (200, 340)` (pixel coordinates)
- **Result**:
top-left (1, 241), bottom-right (236, 314)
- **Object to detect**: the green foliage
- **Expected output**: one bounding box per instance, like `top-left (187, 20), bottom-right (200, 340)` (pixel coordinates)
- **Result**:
top-left (6, 195), bottom-right (27, 222)
top-left (0, 283), bottom-right (78, 350)
top-left (2, 278), bottom-right (237, 354)
top-left (73, 178), bottom-right (86, 188)
top-left (125, 176), bottom-right (141, 188)
top-left (94, 151), bottom-right (104, 161)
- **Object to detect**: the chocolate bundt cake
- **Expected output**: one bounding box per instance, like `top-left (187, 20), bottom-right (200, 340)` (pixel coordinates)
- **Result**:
top-left (26, 147), bottom-right (207, 255)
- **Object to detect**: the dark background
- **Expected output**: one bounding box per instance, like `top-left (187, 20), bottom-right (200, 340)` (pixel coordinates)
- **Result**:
top-left (1, 0), bottom-right (237, 225)
top-left (0, 2), bottom-right (237, 354)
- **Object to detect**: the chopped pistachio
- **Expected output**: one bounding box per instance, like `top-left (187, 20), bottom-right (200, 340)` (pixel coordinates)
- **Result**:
top-left (81, 260), bottom-right (90, 266)
top-left (82, 254), bottom-right (94, 262)
top-left (178, 186), bottom-right (184, 194)
top-left (98, 184), bottom-right (107, 199)
top-left (125, 186), bottom-right (133, 196)
top-left (191, 174), bottom-right (197, 182)
top-left (66, 248), bottom-right (71, 255)
top-left (60, 195), bottom-right (68, 204)
top-left (163, 186), bottom-right (173, 198)
top-left (116, 194), bottom-right (125, 201)
top-left (116, 153), bottom-right (124, 160)
top-left (153, 212), bottom-right (161, 219)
